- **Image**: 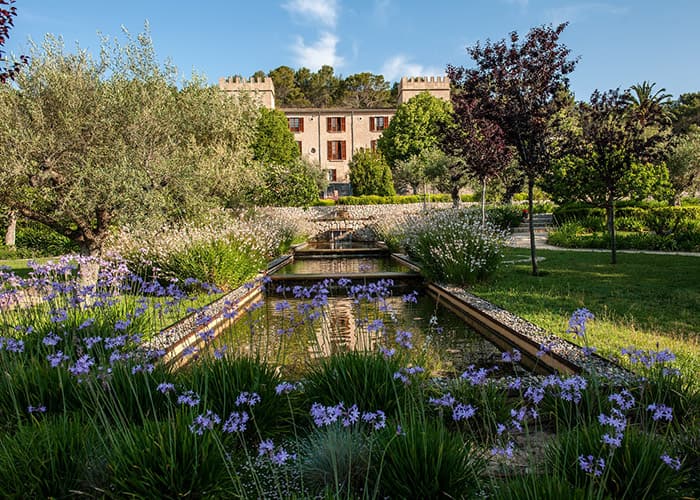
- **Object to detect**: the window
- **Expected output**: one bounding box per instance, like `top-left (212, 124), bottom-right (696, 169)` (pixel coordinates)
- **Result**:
top-left (370, 140), bottom-right (378, 152)
top-left (326, 169), bottom-right (337, 182)
top-left (288, 117), bottom-right (304, 132)
top-left (296, 141), bottom-right (302, 155)
top-left (370, 116), bottom-right (389, 132)
top-left (327, 141), bottom-right (347, 161)
top-left (327, 116), bottom-right (346, 132)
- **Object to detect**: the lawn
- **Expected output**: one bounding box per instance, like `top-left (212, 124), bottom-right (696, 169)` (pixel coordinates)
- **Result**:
top-left (470, 248), bottom-right (700, 377)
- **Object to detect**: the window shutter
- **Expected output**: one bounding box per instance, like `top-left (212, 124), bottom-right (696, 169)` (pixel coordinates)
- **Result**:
top-left (341, 117), bottom-right (346, 132)
top-left (327, 141), bottom-right (332, 160)
top-left (341, 141), bottom-right (347, 160)
top-left (369, 117), bottom-right (375, 131)
top-left (384, 116), bottom-right (389, 127)
top-left (299, 117), bottom-right (304, 132)
top-left (327, 117), bottom-right (332, 132)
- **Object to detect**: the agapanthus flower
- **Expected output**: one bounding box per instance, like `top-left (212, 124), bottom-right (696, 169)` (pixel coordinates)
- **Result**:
top-left (275, 381), bottom-right (300, 395)
top-left (341, 404), bottom-right (360, 427)
top-left (491, 441), bottom-right (515, 458)
top-left (601, 433), bottom-right (623, 448)
top-left (27, 405), bottom-right (47, 414)
top-left (608, 390), bottom-right (635, 411)
top-left (78, 318), bottom-right (95, 330)
top-left (177, 390), bottom-right (201, 407)
top-left (578, 455), bottom-right (606, 476)
top-left (453, 403), bottom-right (477, 421)
top-left (83, 336), bottom-right (103, 349)
top-left (114, 319), bottom-right (131, 331)
top-left (395, 330), bottom-right (413, 349)
top-left (401, 291), bottom-right (418, 304)
top-left (501, 349), bottom-right (522, 363)
top-left (235, 391), bottom-right (261, 407)
top-left (213, 345), bottom-right (228, 359)
top-left (379, 346), bottom-right (396, 358)
top-left (429, 392), bottom-right (456, 408)
top-left (660, 454), bottom-right (681, 471)
top-left (567, 308), bottom-right (594, 338)
top-left (42, 332), bottom-right (62, 346)
top-left (47, 351), bottom-right (69, 368)
top-left (69, 354), bottom-right (94, 377)
top-left (223, 411), bottom-right (250, 433)
top-left (157, 382), bottom-right (175, 394)
top-left (3, 338), bottom-right (24, 353)
top-left (460, 365), bottom-right (490, 386)
top-left (189, 410), bottom-right (221, 435)
top-left (361, 410), bottom-right (386, 430)
top-left (647, 403), bottom-right (673, 422)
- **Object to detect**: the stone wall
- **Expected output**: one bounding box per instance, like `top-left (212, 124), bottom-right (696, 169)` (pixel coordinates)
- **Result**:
top-left (263, 203), bottom-right (459, 241)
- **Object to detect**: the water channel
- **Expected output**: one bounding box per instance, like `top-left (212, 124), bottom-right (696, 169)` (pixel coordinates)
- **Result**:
top-left (213, 253), bottom-right (518, 379)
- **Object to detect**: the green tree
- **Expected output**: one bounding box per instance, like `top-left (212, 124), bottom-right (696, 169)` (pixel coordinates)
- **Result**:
top-left (377, 92), bottom-right (452, 173)
top-left (255, 159), bottom-right (322, 207)
top-left (269, 65), bottom-right (309, 107)
top-left (341, 72), bottom-right (393, 108)
top-left (0, 29), bottom-right (259, 256)
top-left (348, 149), bottom-right (396, 196)
top-left (672, 92), bottom-right (700, 134)
top-left (252, 108), bottom-right (300, 166)
top-left (666, 126), bottom-right (700, 203)
top-left (625, 81), bottom-right (674, 128)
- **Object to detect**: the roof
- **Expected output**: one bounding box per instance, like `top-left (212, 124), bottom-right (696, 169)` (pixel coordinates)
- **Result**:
top-left (278, 107), bottom-right (397, 114)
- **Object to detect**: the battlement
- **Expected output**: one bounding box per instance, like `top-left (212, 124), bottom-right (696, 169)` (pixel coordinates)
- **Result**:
top-left (219, 76), bottom-right (276, 109)
top-left (397, 75), bottom-right (451, 105)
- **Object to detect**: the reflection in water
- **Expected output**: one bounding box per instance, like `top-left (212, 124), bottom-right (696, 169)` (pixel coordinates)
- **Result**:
top-left (278, 257), bottom-right (410, 275)
top-left (213, 280), bottom-right (504, 379)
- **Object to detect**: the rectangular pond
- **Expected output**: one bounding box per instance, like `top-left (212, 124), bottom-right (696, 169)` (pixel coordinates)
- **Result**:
top-left (212, 275), bottom-right (519, 380)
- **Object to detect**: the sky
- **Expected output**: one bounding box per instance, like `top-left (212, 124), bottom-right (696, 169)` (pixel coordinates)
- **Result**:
top-left (4, 0), bottom-right (700, 100)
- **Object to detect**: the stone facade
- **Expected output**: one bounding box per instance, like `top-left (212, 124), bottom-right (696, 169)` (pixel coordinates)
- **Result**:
top-left (219, 74), bottom-right (450, 196)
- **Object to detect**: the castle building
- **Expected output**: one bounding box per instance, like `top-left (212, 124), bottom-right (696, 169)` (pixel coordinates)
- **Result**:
top-left (218, 75), bottom-right (450, 196)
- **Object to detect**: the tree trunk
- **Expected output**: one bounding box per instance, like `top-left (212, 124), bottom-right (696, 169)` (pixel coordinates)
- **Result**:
top-left (4, 211), bottom-right (16, 247)
top-left (78, 240), bottom-right (102, 287)
top-left (606, 190), bottom-right (617, 264)
top-left (528, 177), bottom-right (539, 276)
top-left (481, 177), bottom-right (487, 226)
top-left (451, 184), bottom-right (460, 208)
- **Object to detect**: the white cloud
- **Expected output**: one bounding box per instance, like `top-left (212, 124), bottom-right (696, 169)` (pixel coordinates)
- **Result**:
top-left (283, 0), bottom-right (339, 27)
top-left (381, 55), bottom-right (444, 82)
top-left (291, 32), bottom-right (345, 70)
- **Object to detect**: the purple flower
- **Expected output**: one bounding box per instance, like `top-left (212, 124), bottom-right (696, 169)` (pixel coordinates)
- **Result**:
top-left (367, 319), bottom-right (385, 333)
top-left (4, 338), bottom-right (24, 353)
top-left (274, 300), bottom-right (291, 312)
top-left (157, 382), bottom-right (175, 394)
top-left (104, 335), bottom-right (127, 349)
top-left (536, 342), bottom-right (553, 358)
top-left (42, 332), bottom-right (62, 346)
top-left (557, 376), bottom-right (587, 404)
top-left (608, 390), bottom-right (635, 411)
top-left (275, 381), bottom-right (300, 395)
top-left (491, 441), bottom-right (515, 458)
top-left (647, 403), bottom-right (673, 422)
top-left (460, 365), bottom-right (490, 386)
top-left (660, 454), bottom-right (681, 471)
top-left (507, 378), bottom-right (522, 390)
top-left (258, 438), bottom-right (296, 465)
top-left (114, 319), bottom-right (131, 331)
top-left (50, 309), bottom-right (68, 323)
top-left (342, 404), bottom-right (360, 427)
top-left (223, 411), bottom-right (250, 433)
top-left (213, 345), bottom-right (228, 359)
top-left (337, 278), bottom-right (351, 287)
top-left (258, 439), bottom-right (275, 456)
top-left (453, 403), bottom-right (477, 421)
top-left (401, 291), bottom-right (418, 304)
top-left (182, 346), bottom-right (198, 357)
top-left (395, 330), bottom-right (413, 349)
top-left (524, 386), bottom-right (545, 405)
top-left (598, 409), bottom-right (627, 434)
top-left (429, 392), bottom-right (456, 407)
top-left (582, 346), bottom-right (597, 356)
top-left (601, 432), bottom-right (623, 448)
top-left (47, 351), bottom-right (69, 368)
top-left (27, 405), bottom-right (47, 414)
top-left (578, 455), bottom-right (605, 476)
top-left (69, 354), bottom-right (94, 377)
top-left (501, 349), bottom-right (522, 363)
top-left (198, 329), bottom-right (215, 342)
top-left (567, 308), bottom-right (594, 338)
top-left (84, 336), bottom-right (103, 349)
top-left (362, 410), bottom-right (386, 430)
top-left (189, 410), bottom-right (221, 435)
top-left (393, 366), bottom-right (424, 385)
top-left (310, 402), bottom-right (343, 427)
top-left (379, 346), bottom-right (396, 358)
top-left (235, 391), bottom-right (261, 407)
top-left (177, 390), bottom-right (201, 407)
top-left (78, 318), bottom-right (95, 330)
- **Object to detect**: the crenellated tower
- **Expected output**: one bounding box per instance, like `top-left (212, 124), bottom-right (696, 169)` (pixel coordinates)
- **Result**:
top-left (397, 76), bottom-right (451, 105)
top-left (218, 76), bottom-right (276, 109)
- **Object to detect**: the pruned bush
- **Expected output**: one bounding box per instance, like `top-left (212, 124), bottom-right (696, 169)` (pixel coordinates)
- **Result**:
top-left (402, 209), bottom-right (507, 284)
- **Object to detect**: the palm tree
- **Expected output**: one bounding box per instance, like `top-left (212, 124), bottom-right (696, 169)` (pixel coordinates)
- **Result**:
top-left (625, 81), bottom-right (674, 127)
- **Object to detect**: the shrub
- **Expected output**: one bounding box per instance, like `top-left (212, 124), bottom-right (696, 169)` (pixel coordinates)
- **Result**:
top-left (402, 209), bottom-right (507, 284)
top-left (15, 220), bottom-right (78, 256)
top-left (546, 425), bottom-right (686, 500)
top-left (300, 425), bottom-right (372, 497)
top-left (337, 194), bottom-right (451, 205)
top-left (0, 415), bottom-right (99, 498)
top-left (303, 351), bottom-right (412, 419)
top-left (486, 205), bottom-right (524, 230)
top-left (373, 417), bottom-right (486, 499)
top-left (104, 416), bottom-right (235, 498)
top-left (490, 474), bottom-right (588, 500)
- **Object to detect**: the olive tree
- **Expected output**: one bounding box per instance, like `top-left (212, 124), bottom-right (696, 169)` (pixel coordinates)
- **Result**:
top-left (0, 29), bottom-right (260, 256)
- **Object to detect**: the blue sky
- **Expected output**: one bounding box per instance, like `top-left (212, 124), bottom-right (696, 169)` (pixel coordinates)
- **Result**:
top-left (4, 0), bottom-right (699, 100)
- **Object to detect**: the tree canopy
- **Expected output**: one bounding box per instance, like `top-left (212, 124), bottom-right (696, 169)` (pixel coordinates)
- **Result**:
top-left (0, 30), bottom-right (260, 255)
top-left (252, 108), bottom-right (300, 166)
top-left (348, 149), bottom-right (396, 196)
top-left (448, 23), bottom-right (578, 274)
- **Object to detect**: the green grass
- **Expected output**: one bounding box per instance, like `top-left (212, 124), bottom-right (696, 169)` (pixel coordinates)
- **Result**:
top-left (0, 257), bottom-right (53, 277)
top-left (470, 248), bottom-right (700, 376)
